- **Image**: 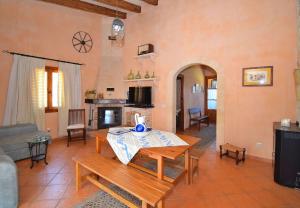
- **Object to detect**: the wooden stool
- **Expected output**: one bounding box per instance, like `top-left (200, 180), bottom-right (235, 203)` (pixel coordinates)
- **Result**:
top-left (189, 149), bottom-right (201, 183)
top-left (220, 143), bottom-right (246, 165)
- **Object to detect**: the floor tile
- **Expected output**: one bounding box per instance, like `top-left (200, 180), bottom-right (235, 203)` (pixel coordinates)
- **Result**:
top-left (227, 193), bottom-right (263, 208)
top-left (19, 186), bottom-right (46, 203)
top-left (48, 173), bottom-right (73, 185)
top-left (28, 199), bottom-right (59, 208)
top-left (36, 184), bottom-right (68, 200)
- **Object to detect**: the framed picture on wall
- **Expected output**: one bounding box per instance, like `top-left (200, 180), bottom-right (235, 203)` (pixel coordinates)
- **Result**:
top-left (242, 66), bottom-right (273, 86)
top-left (192, 83), bottom-right (202, 93)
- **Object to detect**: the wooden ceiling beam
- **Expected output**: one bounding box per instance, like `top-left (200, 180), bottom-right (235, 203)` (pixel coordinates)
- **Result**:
top-left (38, 0), bottom-right (127, 19)
top-left (142, 0), bottom-right (158, 6)
top-left (94, 0), bottom-right (141, 13)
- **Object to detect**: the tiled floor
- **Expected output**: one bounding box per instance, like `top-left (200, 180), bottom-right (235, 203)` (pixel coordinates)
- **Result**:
top-left (17, 136), bottom-right (300, 208)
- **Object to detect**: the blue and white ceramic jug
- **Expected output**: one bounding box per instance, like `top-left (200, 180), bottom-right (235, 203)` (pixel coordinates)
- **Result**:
top-left (134, 113), bottom-right (147, 132)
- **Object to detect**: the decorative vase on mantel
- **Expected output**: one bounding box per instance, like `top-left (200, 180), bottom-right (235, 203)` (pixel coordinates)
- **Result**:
top-left (127, 69), bottom-right (134, 80)
top-left (135, 71), bottom-right (141, 79)
top-left (144, 71), bottom-right (150, 79)
top-left (151, 72), bottom-right (155, 78)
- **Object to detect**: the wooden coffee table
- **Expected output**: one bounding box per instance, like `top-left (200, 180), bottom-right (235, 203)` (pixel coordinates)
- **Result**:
top-left (92, 130), bottom-right (199, 184)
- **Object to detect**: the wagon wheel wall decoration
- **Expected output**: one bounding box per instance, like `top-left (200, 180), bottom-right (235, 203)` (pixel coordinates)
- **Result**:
top-left (72, 31), bottom-right (93, 53)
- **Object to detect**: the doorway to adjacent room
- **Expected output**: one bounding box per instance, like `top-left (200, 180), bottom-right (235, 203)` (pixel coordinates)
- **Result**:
top-left (175, 64), bottom-right (217, 151)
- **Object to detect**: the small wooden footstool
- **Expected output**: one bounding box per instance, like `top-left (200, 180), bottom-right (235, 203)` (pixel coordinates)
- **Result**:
top-left (220, 143), bottom-right (246, 165)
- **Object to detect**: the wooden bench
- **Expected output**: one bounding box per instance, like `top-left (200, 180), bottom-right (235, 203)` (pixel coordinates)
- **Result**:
top-left (73, 154), bottom-right (173, 208)
top-left (220, 143), bottom-right (246, 165)
top-left (188, 108), bottom-right (209, 130)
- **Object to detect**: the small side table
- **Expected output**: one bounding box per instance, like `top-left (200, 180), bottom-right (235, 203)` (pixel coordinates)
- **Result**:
top-left (27, 136), bottom-right (49, 169)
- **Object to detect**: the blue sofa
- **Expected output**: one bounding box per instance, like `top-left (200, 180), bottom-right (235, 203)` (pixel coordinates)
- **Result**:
top-left (0, 123), bottom-right (51, 161)
top-left (0, 148), bottom-right (18, 208)
top-left (0, 123), bottom-right (51, 208)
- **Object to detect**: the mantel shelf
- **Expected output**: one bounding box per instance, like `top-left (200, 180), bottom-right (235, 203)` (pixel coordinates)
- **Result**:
top-left (124, 78), bottom-right (157, 82)
top-left (134, 52), bottom-right (157, 59)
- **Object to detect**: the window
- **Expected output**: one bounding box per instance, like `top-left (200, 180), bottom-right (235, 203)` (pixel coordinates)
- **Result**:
top-left (45, 66), bottom-right (59, 113)
top-left (207, 79), bottom-right (217, 110)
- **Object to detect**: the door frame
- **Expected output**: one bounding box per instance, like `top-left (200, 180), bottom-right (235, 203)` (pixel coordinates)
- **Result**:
top-left (204, 75), bottom-right (217, 116)
top-left (177, 74), bottom-right (184, 131)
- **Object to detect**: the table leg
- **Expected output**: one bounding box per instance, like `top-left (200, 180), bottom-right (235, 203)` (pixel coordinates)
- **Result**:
top-left (142, 201), bottom-right (148, 208)
top-left (157, 200), bottom-right (164, 208)
top-left (96, 136), bottom-right (101, 153)
top-left (76, 162), bottom-right (81, 191)
top-left (185, 149), bottom-right (190, 184)
top-left (190, 157), bottom-right (194, 184)
top-left (157, 156), bottom-right (164, 180)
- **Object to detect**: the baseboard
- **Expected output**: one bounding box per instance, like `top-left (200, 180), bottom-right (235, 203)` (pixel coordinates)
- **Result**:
top-left (216, 148), bottom-right (273, 164)
top-left (246, 154), bottom-right (272, 163)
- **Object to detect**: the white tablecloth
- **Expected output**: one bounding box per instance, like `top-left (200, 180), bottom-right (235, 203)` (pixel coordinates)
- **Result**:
top-left (107, 127), bottom-right (188, 164)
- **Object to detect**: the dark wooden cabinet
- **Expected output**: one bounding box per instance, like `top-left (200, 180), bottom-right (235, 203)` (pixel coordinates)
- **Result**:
top-left (273, 122), bottom-right (300, 188)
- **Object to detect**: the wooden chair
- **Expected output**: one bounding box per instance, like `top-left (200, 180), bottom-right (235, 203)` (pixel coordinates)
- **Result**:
top-left (67, 109), bottom-right (86, 147)
top-left (188, 107), bottom-right (209, 130)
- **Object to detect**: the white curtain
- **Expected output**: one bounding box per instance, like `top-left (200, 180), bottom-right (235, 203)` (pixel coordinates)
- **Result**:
top-left (31, 68), bottom-right (47, 130)
top-left (58, 62), bottom-right (81, 136)
top-left (3, 55), bottom-right (46, 130)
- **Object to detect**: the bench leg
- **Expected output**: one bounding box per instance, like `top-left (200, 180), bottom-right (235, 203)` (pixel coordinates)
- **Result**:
top-left (76, 162), bottom-right (81, 191)
top-left (242, 149), bottom-right (246, 162)
top-left (219, 145), bottom-right (223, 159)
top-left (235, 151), bottom-right (239, 165)
top-left (157, 200), bottom-right (164, 208)
top-left (157, 156), bottom-right (164, 180)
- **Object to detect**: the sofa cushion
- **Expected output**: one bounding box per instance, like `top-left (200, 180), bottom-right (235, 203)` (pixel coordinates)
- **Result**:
top-left (5, 148), bottom-right (31, 162)
top-left (0, 154), bottom-right (18, 208)
top-left (0, 123), bottom-right (37, 138)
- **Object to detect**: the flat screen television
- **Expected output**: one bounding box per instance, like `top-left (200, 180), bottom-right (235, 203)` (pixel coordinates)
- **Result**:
top-left (127, 87), bottom-right (153, 107)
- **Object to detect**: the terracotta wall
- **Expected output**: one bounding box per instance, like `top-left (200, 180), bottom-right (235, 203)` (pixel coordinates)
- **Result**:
top-left (0, 0), bottom-right (103, 138)
top-left (179, 66), bottom-right (205, 129)
top-left (123, 0), bottom-right (297, 159)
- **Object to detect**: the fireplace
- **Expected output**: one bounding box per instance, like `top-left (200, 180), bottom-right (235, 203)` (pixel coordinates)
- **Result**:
top-left (98, 107), bottom-right (122, 129)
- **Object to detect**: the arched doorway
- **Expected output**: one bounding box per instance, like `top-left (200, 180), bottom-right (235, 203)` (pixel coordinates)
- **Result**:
top-left (175, 64), bottom-right (217, 149)
top-left (167, 60), bottom-right (225, 150)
